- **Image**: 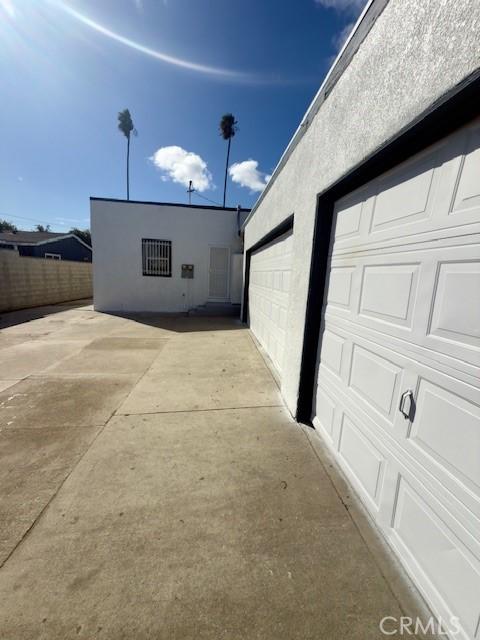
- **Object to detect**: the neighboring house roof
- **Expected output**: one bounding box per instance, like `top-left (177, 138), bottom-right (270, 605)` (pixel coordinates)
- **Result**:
top-left (0, 231), bottom-right (92, 251)
top-left (0, 231), bottom-right (67, 244)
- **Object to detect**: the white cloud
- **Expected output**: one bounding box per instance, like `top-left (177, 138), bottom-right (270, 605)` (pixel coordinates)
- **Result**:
top-left (332, 21), bottom-right (354, 50)
top-left (228, 160), bottom-right (271, 193)
top-left (150, 146), bottom-right (213, 192)
top-left (315, 0), bottom-right (366, 13)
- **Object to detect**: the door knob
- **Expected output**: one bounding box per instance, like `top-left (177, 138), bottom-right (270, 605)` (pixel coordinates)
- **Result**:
top-left (399, 390), bottom-right (414, 420)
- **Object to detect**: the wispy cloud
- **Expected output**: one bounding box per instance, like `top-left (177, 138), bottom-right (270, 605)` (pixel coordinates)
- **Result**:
top-left (151, 146), bottom-right (213, 192)
top-left (229, 160), bottom-right (271, 193)
top-left (332, 21), bottom-right (354, 50)
top-left (314, 0), bottom-right (366, 13)
top-left (55, 216), bottom-right (90, 226)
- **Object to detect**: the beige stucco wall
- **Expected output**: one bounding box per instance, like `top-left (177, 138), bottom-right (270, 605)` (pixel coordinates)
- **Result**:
top-left (0, 251), bottom-right (92, 313)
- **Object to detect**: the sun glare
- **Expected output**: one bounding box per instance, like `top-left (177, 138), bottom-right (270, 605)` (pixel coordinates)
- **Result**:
top-left (0, 0), bottom-right (15, 19)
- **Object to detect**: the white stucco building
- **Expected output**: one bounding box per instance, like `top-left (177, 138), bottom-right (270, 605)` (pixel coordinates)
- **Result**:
top-left (91, 198), bottom-right (249, 313)
top-left (242, 1), bottom-right (480, 638)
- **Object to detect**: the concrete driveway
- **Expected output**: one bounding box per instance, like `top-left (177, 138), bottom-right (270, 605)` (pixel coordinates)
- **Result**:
top-left (0, 301), bottom-right (427, 639)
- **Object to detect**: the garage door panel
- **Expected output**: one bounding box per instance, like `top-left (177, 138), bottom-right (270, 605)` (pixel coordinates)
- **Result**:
top-left (317, 365), bottom-right (480, 534)
top-left (409, 379), bottom-right (480, 497)
top-left (319, 322), bottom-right (480, 514)
top-left (331, 121), bottom-right (480, 254)
top-left (348, 344), bottom-right (402, 421)
top-left (319, 329), bottom-right (346, 379)
top-left (390, 476), bottom-right (480, 640)
top-left (370, 148), bottom-right (438, 232)
top-left (324, 311), bottom-right (479, 385)
top-left (334, 199), bottom-right (362, 239)
top-left (328, 242), bottom-right (480, 368)
top-left (358, 263), bottom-right (420, 328)
top-left (427, 260), bottom-right (480, 352)
top-left (451, 124), bottom-right (480, 216)
top-left (249, 230), bottom-right (292, 375)
top-left (338, 413), bottom-right (386, 510)
top-left (317, 357), bottom-right (402, 443)
top-left (326, 265), bottom-right (355, 308)
top-left (313, 119), bottom-right (480, 638)
top-left (313, 386), bottom-right (336, 440)
top-left (332, 187), bottom-right (373, 242)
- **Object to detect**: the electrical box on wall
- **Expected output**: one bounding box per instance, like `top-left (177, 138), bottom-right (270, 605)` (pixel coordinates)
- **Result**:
top-left (181, 264), bottom-right (194, 279)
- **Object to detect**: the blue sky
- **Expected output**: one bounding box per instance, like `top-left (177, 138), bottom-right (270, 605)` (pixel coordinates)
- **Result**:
top-left (0, 0), bottom-right (365, 231)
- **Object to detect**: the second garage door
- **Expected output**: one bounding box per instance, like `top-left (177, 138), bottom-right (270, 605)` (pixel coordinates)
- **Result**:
top-left (248, 230), bottom-right (293, 376)
top-left (313, 119), bottom-right (480, 639)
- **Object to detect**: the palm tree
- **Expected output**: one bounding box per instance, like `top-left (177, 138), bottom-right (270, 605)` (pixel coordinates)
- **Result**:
top-left (219, 113), bottom-right (238, 207)
top-left (117, 109), bottom-right (137, 200)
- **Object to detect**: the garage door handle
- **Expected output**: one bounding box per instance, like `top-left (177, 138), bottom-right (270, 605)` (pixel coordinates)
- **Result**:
top-left (399, 390), bottom-right (414, 420)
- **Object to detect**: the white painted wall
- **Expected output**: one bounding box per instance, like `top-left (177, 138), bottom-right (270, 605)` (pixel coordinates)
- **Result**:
top-left (243, 0), bottom-right (480, 415)
top-left (91, 200), bottom-right (245, 313)
top-left (230, 254), bottom-right (244, 304)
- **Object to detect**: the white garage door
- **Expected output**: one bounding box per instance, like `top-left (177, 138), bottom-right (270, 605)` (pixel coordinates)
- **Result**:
top-left (249, 230), bottom-right (293, 375)
top-left (313, 119), bottom-right (480, 639)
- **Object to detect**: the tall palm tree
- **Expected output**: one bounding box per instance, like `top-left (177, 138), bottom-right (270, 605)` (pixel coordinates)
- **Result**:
top-left (117, 109), bottom-right (137, 200)
top-left (219, 113), bottom-right (238, 207)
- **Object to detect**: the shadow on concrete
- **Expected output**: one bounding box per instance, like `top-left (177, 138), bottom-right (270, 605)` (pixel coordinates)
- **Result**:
top-left (0, 299), bottom-right (93, 330)
top-left (102, 311), bottom-right (245, 333)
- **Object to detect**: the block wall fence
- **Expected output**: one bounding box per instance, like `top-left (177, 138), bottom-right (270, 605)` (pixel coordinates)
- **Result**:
top-left (0, 251), bottom-right (92, 313)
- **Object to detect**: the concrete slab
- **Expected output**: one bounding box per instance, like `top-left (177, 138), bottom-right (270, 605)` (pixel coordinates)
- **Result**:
top-left (45, 322), bottom-right (121, 341)
top-left (85, 337), bottom-right (168, 351)
top-left (0, 380), bottom-right (20, 393)
top-left (0, 408), bottom-right (405, 639)
top-left (45, 345), bottom-right (165, 375)
top-left (0, 340), bottom-right (89, 379)
top-left (147, 332), bottom-right (268, 374)
top-left (118, 366), bottom-right (281, 414)
top-left (0, 306), bottom-right (428, 639)
top-left (0, 334), bottom-right (38, 350)
top-left (0, 424), bottom-right (102, 565)
top-left (107, 324), bottom-right (177, 339)
top-left (118, 329), bottom-right (280, 414)
top-left (0, 376), bottom-right (138, 429)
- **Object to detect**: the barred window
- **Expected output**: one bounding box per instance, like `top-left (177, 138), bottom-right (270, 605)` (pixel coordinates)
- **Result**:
top-left (142, 238), bottom-right (172, 277)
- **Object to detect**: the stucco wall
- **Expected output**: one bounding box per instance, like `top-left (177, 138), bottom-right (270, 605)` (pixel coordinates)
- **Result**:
top-left (91, 200), bottom-right (245, 313)
top-left (0, 250), bottom-right (92, 313)
top-left (244, 0), bottom-right (480, 415)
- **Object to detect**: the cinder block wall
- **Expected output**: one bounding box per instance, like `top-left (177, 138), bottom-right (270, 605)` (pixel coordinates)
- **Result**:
top-left (0, 251), bottom-right (92, 313)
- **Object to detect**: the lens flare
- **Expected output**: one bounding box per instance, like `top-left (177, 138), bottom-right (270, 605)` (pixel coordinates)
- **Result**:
top-left (52, 1), bottom-right (254, 82)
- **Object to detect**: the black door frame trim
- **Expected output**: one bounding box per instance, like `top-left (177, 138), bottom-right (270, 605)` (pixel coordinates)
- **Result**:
top-left (296, 70), bottom-right (480, 424)
top-left (242, 214), bottom-right (294, 324)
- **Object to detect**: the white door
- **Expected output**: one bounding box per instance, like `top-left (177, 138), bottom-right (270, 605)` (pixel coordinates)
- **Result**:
top-left (249, 230), bottom-right (293, 375)
top-left (313, 118), bottom-right (480, 639)
top-left (208, 246), bottom-right (229, 301)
